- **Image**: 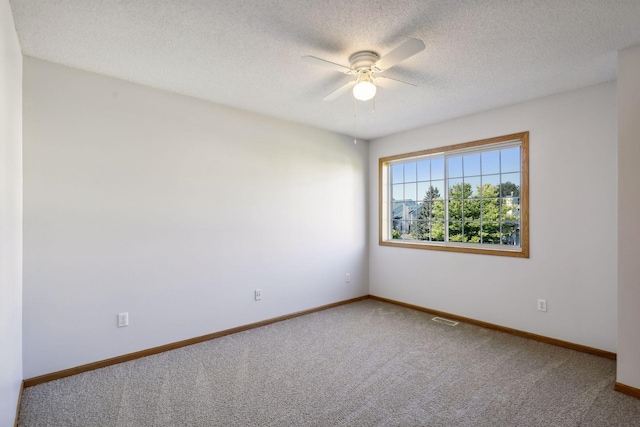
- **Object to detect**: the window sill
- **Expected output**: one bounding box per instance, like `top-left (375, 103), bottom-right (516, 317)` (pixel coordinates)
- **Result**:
top-left (379, 239), bottom-right (528, 258)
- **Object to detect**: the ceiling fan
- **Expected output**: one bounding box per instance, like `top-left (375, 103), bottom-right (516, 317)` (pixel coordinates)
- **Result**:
top-left (302, 38), bottom-right (425, 102)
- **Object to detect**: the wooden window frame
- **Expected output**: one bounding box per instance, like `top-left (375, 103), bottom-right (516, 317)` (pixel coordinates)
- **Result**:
top-left (379, 131), bottom-right (529, 258)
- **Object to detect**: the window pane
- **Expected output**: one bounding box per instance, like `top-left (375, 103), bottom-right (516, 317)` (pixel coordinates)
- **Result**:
top-left (501, 147), bottom-right (520, 173)
top-left (391, 164), bottom-right (403, 184)
top-left (431, 222), bottom-right (445, 241)
top-left (418, 200), bottom-right (436, 221)
top-left (464, 222), bottom-right (481, 243)
top-left (397, 220), bottom-right (414, 238)
top-left (404, 162), bottom-right (417, 182)
top-left (463, 154), bottom-right (481, 176)
top-left (431, 158), bottom-right (444, 180)
top-left (431, 180), bottom-right (445, 199)
top-left (404, 183), bottom-right (417, 201)
top-left (448, 178), bottom-right (464, 198)
top-left (392, 221), bottom-right (401, 239)
top-left (448, 156), bottom-right (463, 178)
top-left (414, 221), bottom-right (429, 241)
top-left (513, 200), bottom-right (521, 218)
top-left (417, 182), bottom-right (430, 201)
top-left (416, 202), bottom-right (426, 219)
top-left (432, 200), bottom-right (445, 221)
top-left (417, 160), bottom-right (430, 181)
top-left (482, 174), bottom-right (500, 191)
top-left (501, 197), bottom-right (520, 220)
top-left (397, 221), bottom-right (410, 239)
top-left (427, 184), bottom-right (441, 200)
top-left (481, 198), bottom-right (500, 221)
top-left (479, 182), bottom-right (500, 199)
top-left (482, 222), bottom-right (501, 244)
top-left (465, 176), bottom-right (482, 197)
top-left (449, 222), bottom-right (463, 242)
top-left (463, 198), bottom-right (481, 221)
top-left (392, 184), bottom-right (403, 200)
top-left (448, 199), bottom-right (462, 220)
top-left (482, 150), bottom-right (500, 175)
top-left (407, 202), bottom-right (419, 220)
top-left (501, 221), bottom-right (520, 245)
top-left (405, 220), bottom-right (417, 238)
top-left (392, 202), bottom-right (404, 220)
top-left (501, 173), bottom-right (520, 197)
top-left (395, 202), bottom-right (419, 222)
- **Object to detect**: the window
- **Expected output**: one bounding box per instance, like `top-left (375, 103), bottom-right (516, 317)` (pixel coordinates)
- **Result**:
top-left (379, 132), bottom-right (529, 257)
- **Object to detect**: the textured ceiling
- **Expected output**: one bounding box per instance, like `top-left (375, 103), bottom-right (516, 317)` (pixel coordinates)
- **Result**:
top-left (9, 0), bottom-right (640, 140)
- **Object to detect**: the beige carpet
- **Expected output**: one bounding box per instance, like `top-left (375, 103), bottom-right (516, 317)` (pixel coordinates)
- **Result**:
top-left (18, 299), bottom-right (640, 426)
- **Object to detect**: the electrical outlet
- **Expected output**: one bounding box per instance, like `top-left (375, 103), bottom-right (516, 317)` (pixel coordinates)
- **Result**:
top-left (117, 312), bottom-right (129, 327)
top-left (537, 299), bottom-right (547, 312)
top-left (345, 273), bottom-right (351, 283)
top-left (255, 289), bottom-right (262, 301)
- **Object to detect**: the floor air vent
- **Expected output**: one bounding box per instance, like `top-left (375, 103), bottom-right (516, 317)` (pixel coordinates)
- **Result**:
top-left (432, 317), bottom-right (459, 326)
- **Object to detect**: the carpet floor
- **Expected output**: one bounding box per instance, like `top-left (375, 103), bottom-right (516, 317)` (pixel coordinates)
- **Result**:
top-left (17, 299), bottom-right (640, 426)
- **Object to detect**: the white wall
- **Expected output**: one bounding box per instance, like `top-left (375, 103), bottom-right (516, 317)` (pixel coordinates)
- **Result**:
top-left (0, 1), bottom-right (23, 425)
top-left (22, 57), bottom-right (369, 378)
top-left (369, 82), bottom-right (617, 352)
top-left (617, 44), bottom-right (640, 389)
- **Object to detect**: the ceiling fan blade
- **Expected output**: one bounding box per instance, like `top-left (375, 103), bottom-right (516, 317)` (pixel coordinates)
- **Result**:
top-left (375, 76), bottom-right (417, 89)
top-left (375, 38), bottom-right (425, 71)
top-left (302, 56), bottom-right (352, 73)
top-left (322, 80), bottom-right (357, 101)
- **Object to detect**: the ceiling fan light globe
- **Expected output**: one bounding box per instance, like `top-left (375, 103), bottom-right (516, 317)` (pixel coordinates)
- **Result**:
top-left (353, 81), bottom-right (377, 101)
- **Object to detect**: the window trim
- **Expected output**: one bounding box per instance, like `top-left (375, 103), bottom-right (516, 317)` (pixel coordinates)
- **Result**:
top-left (379, 131), bottom-right (529, 258)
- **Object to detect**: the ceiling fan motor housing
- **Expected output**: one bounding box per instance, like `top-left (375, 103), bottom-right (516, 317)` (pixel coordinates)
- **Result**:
top-left (349, 51), bottom-right (380, 70)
